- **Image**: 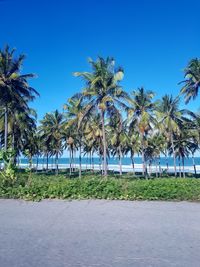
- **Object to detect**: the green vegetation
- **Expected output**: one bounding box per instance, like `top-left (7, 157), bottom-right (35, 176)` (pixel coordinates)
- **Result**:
top-left (0, 173), bottom-right (200, 201)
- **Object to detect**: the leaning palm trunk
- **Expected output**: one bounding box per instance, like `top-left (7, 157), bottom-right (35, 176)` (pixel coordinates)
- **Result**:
top-left (4, 106), bottom-right (8, 151)
top-left (101, 110), bottom-right (107, 176)
top-left (171, 135), bottom-right (177, 177)
top-left (192, 154), bottom-right (197, 177)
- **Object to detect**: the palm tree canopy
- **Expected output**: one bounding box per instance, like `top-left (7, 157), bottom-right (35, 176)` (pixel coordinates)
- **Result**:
top-left (0, 45), bottom-right (39, 109)
top-left (180, 58), bottom-right (200, 104)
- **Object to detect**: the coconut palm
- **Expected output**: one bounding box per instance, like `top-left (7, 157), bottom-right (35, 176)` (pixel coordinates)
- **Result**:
top-left (74, 56), bottom-right (128, 176)
top-left (170, 129), bottom-right (194, 178)
top-left (180, 58), bottom-right (200, 104)
top-left (83, 113), bottom-right (104, 173)
top-left (0, 45), bottom-right (39, 151)
top-left (39, 110), bottom-right (64, 174)
top-left (108, 109), bottom-right (128, 175)
top-left (156, 95), bottom-right (187, 177)
top-left (128, 87), bottom-right (156, 176)
top-left (64, 94), bottom-right (85, 178)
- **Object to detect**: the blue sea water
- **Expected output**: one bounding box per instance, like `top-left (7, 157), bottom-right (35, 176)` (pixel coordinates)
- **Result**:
top-left (20, 157), bottom-right (200, 166)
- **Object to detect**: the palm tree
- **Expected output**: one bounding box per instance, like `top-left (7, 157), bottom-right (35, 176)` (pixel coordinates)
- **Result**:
top-left (74, 57), bottom-right (128, 176)
top-left (180, 58), bottom-right (200, 104)
top-left (39, 110), bottom-right (64, 174)
top-left (84, 113), bottom-right (104, 173)
top-left (187, 112), bottom-right (200, 176)
top-left (156, 95), bottom-right (187, 177)
top-left (64, 94), bottom-right (85, 178)
top-left (128, 87), bottom-right (156, 177)
top-left (108, 108), bottom-right (128, 175)
top-left (126, 132), bottom-right (140, 175)
top-left (0, 45), bottom-right (39, 151)
top-left (170, 129), bottom-right (194, 178)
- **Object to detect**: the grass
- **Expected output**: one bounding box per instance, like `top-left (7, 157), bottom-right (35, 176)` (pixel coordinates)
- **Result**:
top-left (0, 171), bottom-right (200, 201)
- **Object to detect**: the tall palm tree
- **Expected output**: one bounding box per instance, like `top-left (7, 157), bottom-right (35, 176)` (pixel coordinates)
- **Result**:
top-left (180, 58), bottom-right (200, 104)
top-left (128, 87), bottom-right (156, 176)
top-left (0, 45), bottom-right (39, 151)
top-left (74, 57), bottom-right (128, 176)
top-left (156, 95), bottom-right (190, 177)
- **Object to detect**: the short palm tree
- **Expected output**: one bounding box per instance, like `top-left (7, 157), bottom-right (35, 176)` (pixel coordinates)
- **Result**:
top-left (64, 94), bottom-right (85, 178)
top-left (39, 110), bottom-right (64, 174)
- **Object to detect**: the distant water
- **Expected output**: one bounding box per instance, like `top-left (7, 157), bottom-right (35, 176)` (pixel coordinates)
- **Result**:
top-left (19, 157), bottom-right (200, 166)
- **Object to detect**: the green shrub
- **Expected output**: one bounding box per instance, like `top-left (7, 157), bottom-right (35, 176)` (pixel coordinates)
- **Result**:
top-left (0, 173), bottom-right (200, 201)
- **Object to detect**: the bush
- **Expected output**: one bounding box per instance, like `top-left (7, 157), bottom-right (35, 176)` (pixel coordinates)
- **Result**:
top-left (0, 173), bottom-right (200, 201)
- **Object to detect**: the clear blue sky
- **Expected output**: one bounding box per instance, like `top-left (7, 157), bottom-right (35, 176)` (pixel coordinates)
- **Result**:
top-left (1, 0), bottom-right (200, 120)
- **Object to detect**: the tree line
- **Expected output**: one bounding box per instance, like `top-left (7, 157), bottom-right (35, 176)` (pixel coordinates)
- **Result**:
top-left (0, 46), bottom-right (200, 177)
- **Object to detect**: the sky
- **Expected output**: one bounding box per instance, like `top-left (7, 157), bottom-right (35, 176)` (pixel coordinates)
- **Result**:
top-left (0, 0), bottom-right (200, 121)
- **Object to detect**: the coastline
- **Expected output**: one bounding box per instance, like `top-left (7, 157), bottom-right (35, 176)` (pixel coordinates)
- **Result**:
top-left (18, 163), bottom-right (200, 174)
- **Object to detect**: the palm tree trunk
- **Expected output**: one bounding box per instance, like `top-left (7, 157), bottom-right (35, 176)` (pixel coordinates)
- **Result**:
top-left (90, 151), bottom-right (92, 172)
top-left (71, 148), bottom-right (74, 172)
top-left (86, 153), bottom-right (88, 171)
top-left (92, 151), bottom-right (94, 172)
top-left (79, 144), bottom-right (82, 178)
top-left (100, 110), bottom-right (107, 177)
top-left (46, 153), bottom-right (49, 171)
top-left (69, 148), bottom-right (72, 175)
top-left (155, 160), bottom-right (158, 178)
top-left (42, 156), bottom-right (45, 169)
top-left (4, 106), bottom-right (8, 151)
top-left (149, 161), bottom-right (152, 177)
top-left (158, 156), bottom-right (161, 177)
top-left (119, 146), bottom-right (122, 175)
top-left (30, 156), bottom-right (32, 169)
top-left (165, 151), bottom-right (169, 174)
top-left (192, 154), bottom-right (197, 177)
top-left (182, 157), bottom-right (185, 178)
top-left (171, 134), bottom-right (177, 177)
top-left (56, 152), bottom-right (59, 175)
top-left (99, 155), bottom-right (102, 174)
top-left (141, 133), bottom-right (146, 177)
top-left (178, 156), bottom-right (181, 178)
top-left (36, 156), bottom-right (39, 173)
top-left (131, 152), bottom-right (135, 175)
top-left (12, 131), bottom-right (15, 150)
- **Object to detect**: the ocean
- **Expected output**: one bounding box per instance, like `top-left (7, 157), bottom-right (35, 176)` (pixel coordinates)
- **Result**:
top-left (20, 157), bottom-right (200, 166)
